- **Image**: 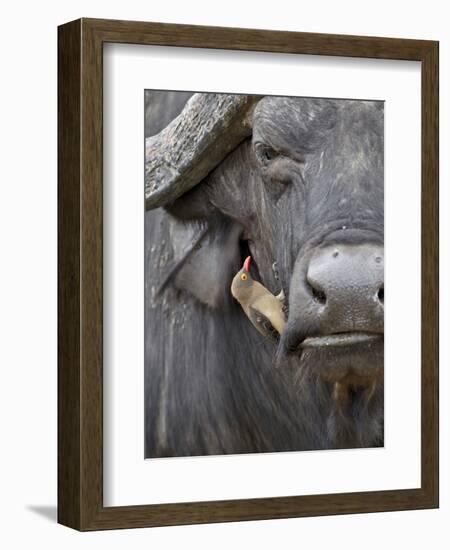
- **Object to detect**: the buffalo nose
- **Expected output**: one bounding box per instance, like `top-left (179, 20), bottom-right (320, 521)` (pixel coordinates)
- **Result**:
top-left (306, 244), bottom-right (384, 332)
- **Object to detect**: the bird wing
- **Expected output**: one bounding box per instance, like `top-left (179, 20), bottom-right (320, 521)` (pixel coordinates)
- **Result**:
top-left (247, 305), bottom-right (280, 343)
top-left (251, 293), bottom-right (286, 334)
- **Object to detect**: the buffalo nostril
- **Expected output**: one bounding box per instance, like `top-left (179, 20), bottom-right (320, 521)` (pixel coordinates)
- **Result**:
top-left (310, 284), bottom-right (327, 305)
top-left (306, 269), bottom-right (327, 305)
top-left (377, 286), bottom-right (384, 304)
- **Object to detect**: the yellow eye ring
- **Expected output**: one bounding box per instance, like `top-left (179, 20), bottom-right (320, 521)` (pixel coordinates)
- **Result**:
top-left (240, 273), bottom-right (248, 281)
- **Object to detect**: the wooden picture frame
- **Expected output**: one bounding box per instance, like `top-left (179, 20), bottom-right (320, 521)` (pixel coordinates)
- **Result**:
top-left (58, 18), bottom-right (439, 531)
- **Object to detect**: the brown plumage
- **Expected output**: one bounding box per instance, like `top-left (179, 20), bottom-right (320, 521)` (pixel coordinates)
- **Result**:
top-left (231, 256), bottom-right (286, 341)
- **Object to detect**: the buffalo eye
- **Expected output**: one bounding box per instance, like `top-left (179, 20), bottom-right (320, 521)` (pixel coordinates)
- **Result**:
top-left (254, 143), bottom-right (279, 166)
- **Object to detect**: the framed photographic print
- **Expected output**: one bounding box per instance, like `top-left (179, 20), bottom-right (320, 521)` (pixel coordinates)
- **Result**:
top-left (58, 18), bottom-right (439, 530)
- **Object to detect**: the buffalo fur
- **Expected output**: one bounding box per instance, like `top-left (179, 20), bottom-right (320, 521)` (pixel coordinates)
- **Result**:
top-left (145, 93), bottom-right (384, 457)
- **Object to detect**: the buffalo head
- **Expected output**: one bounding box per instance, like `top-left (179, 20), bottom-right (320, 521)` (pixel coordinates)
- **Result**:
top-left (145, 93), bottom-right (384, 447)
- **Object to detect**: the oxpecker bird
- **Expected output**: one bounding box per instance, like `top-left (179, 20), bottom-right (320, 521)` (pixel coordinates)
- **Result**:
top-left (231, 256), bottom-right (286, 342)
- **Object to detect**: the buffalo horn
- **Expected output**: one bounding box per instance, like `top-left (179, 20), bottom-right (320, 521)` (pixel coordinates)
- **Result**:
top-left (145, 93), bottom-right (261, 209)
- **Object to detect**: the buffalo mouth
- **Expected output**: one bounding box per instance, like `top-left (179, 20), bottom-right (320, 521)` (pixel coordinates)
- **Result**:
top-left (301, 331), bottom-right (383, 349)
top-left (285, 331), bottom-right (384, 386)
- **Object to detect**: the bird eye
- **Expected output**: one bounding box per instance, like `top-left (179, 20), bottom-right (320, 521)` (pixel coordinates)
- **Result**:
top-left (241, 273), bottom-right (248, 281)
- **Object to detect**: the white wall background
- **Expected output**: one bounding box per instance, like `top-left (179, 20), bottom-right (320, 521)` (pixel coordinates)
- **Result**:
top-left (0, 0), bottom-right (447, 547)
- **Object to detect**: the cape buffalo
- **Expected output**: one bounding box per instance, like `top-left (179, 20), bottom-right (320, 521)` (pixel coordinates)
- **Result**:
top-left (144, 91), bottom-right (384, 458)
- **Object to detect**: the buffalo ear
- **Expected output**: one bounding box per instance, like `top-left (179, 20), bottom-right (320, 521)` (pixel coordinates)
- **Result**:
top-left (165, 182), bottom-right (215, 220)
top-left (173, 217), bottom-right (242, 309)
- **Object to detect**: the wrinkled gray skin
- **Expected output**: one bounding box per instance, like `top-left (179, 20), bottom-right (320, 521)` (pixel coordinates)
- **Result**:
top-left (145, 93), bottom-right (384, 457)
